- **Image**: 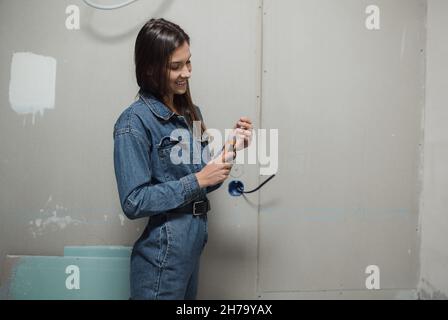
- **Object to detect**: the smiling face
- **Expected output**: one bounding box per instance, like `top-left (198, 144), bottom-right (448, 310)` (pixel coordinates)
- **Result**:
top-left (167, 41), bottom-right (192, 98)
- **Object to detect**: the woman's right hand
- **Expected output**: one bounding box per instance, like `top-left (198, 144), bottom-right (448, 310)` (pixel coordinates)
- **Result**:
top-left (195, 150), bottom-right (235, 188)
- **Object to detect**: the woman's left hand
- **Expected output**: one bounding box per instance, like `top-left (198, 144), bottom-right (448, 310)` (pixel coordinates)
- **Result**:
top-left (232, 116), bottom-right (253, 151)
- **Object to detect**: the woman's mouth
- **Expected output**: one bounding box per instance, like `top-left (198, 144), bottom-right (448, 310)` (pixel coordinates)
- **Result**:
top-left (175, 80), bottom-right (187, 87)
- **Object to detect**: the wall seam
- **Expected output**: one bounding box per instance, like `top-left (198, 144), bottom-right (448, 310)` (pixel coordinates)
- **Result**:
top-left (256, 0), bottom-right (264, 299)
top-left (416, 0), bottom-right (429, 299)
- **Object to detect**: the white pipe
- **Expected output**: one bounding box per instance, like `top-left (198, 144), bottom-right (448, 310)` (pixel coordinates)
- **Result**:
top-left (82, 0), bottom-right (139, 10)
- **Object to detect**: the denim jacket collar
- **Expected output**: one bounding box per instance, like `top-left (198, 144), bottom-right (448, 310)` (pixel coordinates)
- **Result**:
top-left (139, 91), bottom-right (175, 121)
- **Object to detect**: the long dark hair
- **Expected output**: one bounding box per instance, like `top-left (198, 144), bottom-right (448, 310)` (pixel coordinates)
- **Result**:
top-left (134, 18), bottom-right (206, 134)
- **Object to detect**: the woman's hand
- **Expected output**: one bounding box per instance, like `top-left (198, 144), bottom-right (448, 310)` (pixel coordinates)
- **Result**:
top-left (195, 150), bottom-right (236, 188)
top-left (231, 117), bottom-right (253, 151)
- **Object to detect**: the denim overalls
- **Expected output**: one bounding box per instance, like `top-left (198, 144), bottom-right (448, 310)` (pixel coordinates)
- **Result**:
top-left (113, 91), bottom-right (222, 299)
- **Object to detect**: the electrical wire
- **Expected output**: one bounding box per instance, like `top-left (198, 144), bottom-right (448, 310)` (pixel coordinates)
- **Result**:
top-left (237, 174), bottom-right (276, 194)
top-left (82, 0), bottom-right (139, 10)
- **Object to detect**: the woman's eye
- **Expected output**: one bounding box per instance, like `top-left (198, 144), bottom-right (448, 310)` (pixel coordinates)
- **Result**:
top-left (171, 60), bottom-right (191, 70)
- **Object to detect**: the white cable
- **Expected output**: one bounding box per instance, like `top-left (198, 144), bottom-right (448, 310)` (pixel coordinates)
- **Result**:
top-left (82, 0), bottom-right (139, 10)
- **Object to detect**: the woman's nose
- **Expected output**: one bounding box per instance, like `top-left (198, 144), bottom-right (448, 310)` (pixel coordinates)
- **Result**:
top-left (181, 65), bottom-right (191, 78)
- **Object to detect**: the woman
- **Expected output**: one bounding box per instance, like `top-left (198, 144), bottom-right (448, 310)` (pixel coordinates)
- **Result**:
top-left (113, 18), bottom-right (253, 300)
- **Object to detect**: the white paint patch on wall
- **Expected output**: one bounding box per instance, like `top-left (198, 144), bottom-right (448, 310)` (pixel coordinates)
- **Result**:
top-left (28, 195), bottom-right (84, 238)
top-left (118, 214), bottom-right (125, 226)
top-left (9, 52), bottom-right (57, 125)
top-left (29, 212), bottom-right (85, 238)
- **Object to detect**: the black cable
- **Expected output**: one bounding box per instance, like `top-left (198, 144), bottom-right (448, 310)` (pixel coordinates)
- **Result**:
top-left (236, 174), bottom-right (276, 194)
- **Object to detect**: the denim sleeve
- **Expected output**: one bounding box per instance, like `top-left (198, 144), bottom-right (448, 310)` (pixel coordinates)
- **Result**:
top-left (114, 129), bottom-right (206, 220)
top-left (195, 105), bottom-right (224, 194)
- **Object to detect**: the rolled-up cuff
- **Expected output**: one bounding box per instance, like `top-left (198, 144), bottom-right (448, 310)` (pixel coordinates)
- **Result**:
top-left (180, 173), bottom-right (206, 202)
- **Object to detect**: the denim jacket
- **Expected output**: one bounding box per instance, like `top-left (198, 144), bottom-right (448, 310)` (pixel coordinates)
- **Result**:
top-left (113, 92), bottom-right (222, 220)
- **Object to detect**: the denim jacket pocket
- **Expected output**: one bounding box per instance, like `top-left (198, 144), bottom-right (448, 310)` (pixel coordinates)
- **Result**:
top-left (157, 135), bottom-right (181, 150)
top-left (156, 135), bottom-right (192, 181)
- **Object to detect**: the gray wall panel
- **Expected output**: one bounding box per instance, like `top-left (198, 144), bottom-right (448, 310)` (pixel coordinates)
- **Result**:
top-left (1, 0), bottom-right (438, 299)
top-left (0, 0), bottom-right (261, 299)
top-left (259, 0), bottom-right (425, 293)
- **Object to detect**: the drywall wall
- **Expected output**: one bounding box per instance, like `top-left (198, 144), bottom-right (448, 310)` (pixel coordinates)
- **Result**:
top-left (1, 0), bottom-right (441, 300)
top-left (418, 0), bottom-right (448, 300)
top-left (0, 0), bottom-right (260, 299)
top-left (259, 0), bottom-right (425, 298)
